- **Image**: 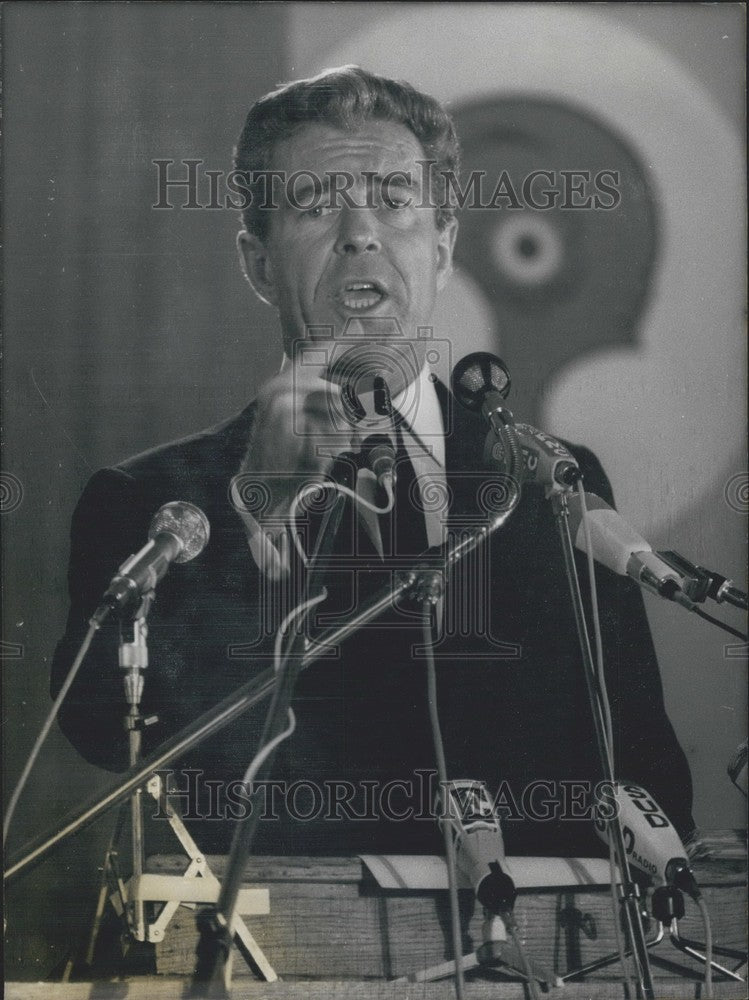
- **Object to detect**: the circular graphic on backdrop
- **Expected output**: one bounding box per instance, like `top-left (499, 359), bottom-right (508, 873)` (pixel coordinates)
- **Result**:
top-left (450, 96), bottom-right (657, 422)
top-left (306, 2), bottom-right (743, 528)
top-left (297, 0), bottom-right (746, 831)
top-left (491, 213), bottom-right (564, 288)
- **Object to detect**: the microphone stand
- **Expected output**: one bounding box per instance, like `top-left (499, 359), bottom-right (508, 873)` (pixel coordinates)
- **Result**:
top-left (552, 492), bottom-right (656, 1000)
top-left (120, 594), bottom-right (155, 944)
top-left (190, 456), bottom-right (358, 997)
top-left (5, 501), bottom-right (519, 887)
top-left (83, 592), bottom-right (158, 963)
top-left (86, 591), bottom-right (157, 962)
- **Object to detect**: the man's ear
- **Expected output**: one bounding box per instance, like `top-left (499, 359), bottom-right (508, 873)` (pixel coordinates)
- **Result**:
top-left (435, 216), bottom-right (458, 293)
top-left (237, 230), bottom-right (278, 307)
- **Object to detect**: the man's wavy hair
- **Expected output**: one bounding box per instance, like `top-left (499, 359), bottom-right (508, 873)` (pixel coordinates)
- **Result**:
top-left (234, 65), bottom-right (460, 240)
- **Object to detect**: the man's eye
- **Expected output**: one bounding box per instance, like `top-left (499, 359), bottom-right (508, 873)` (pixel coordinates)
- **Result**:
top-left (382, 195), bottom-right (409, 209)
top-left (304, 204), bottom-right (336, 218)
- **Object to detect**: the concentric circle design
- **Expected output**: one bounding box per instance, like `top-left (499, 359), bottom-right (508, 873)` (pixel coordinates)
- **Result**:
top-left (478, 474), bottom-right (521, 515)
top-left (0, 473), bottom-right (23, 513)
top-left (324, 341), bottom-right (424, 430)
top-left (492, 214), bottom-right (564, 287)
top-left (229, 475), bottom-right (272, 516)
top-left (297, 479), bottom-right (337, 515)
top-left (412, 476), bottom-right (452, 515)
top-left (724, 473), bottom-right (749, 514)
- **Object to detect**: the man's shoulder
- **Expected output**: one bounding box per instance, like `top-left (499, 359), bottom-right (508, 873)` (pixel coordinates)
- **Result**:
top-left (115, 401), bottom-right (257, 483)
top-left (72, 403), bottom-right (257, 535)
top-left (559, 437), bottom-right (615, 506)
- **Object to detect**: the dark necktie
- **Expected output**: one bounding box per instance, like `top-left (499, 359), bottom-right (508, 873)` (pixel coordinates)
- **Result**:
top-left (389, 417), bottom-right (429, 560)
top-left (310, 418), bottom-right (429, 568)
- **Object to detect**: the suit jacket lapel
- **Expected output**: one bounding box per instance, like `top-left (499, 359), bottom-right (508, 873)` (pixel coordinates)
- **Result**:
top-left (434, 377), bottom-right (487, 522)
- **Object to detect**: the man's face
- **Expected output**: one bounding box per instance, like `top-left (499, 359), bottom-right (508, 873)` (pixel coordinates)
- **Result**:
top-left (240, 119), bottom-right (457, 395)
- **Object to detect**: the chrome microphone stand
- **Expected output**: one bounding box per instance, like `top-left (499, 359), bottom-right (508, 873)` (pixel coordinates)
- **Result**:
top-left (6, 504), bottom-right (520, 886)
top-left (190, 456), bottom-right (359, 997)
top-left (83, 589), bottom-right (277, 982)
top-left (552, 491), bottom-right (656, 999)
top-left (84, 593), bottom-right (157, 962)
top-left (120, 596), bottom-right (154, 943)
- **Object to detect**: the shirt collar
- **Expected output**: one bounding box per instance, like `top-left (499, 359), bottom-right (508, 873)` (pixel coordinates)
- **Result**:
top-left (391, 363), bottom-right (445, 468)
top-left (278, 353), bottom-right (445, 465)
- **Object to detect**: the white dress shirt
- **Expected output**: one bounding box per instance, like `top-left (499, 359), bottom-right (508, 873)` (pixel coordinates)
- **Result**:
top-left (353, 364), bottom-right (447, 555)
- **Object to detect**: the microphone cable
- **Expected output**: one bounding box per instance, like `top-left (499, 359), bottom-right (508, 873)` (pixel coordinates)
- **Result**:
top-left (576, 484), bottom-right (614, 767)
top-left (575, 482), bottom-right (635, 992)
top-left (690, 605), bottom-right (747, 641)
top-left (423, 604), bottom-right (466, 1000)
top-left (289, 478), bottom-right (395, 568)
top-left (570, 486), bottom-right (731, 997)
top-left (696, 894), bottom-right (714, 999)
top-left (506, 920), bottom-right (542, 1000)
top-left (3, 620), bottom-right (99, 846)
top-left (424, 603), bottom-right (546, 1000)
top-left (236, 589), bottom-right (329, 800)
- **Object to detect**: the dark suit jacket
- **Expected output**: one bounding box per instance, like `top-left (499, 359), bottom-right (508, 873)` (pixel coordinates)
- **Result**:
top-left (51, 380), bottom-right (695, 857)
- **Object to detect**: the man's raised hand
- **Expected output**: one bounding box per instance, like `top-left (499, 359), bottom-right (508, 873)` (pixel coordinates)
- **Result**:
top-left (230, 360), bottom-right (355, 578)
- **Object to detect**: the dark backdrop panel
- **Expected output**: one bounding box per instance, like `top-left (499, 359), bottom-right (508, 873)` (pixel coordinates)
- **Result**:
top-left (3, 2), bottom-right (288, 977)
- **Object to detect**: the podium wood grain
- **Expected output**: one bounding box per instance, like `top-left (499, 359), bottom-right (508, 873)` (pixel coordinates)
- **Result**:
top-left (5, 980), bottom-right (749, 999)
top-left (146, 835), bottom-right (747, 985)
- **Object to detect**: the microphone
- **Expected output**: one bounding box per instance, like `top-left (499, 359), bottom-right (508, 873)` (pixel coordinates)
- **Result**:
top-left (452, 352), bottom-right (527, 488)
top-left (594, 783), bottom-right (700, 899)
top-left (486, 421), bottom-right (581, 491)
top-left (656, 551), bottom-right (748, 611)
top-left (451, 352), bottom-right (513, 437)
top-left (452, 352), bottom-right (578, 492)
top-left (324, 374), bottom-right (368, 491)
top-left (564, 492), bottom-right (695, 606)
top-left (325, 451), bottom-right (360, 490)
top-left (340, 373), bottom-right (396, 497)
top-left (92, 501), bottom-right (210, 625)
top-left (361, 433), bottom-right (396, 497)
top-left (440, 780), bottom-right (517, 915)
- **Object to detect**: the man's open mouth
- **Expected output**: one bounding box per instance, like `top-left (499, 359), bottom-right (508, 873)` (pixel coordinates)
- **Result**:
top-left (337, 281), bottom-right (388, 311)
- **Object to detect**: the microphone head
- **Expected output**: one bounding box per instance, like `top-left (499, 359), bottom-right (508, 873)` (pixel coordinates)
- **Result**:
top-left (339, 371), bottom-right (393, 426)
top-left (594, 783), bottom-right (696, 894)
top-left (361, 433), bottom-right (396, 459)
top-left (373, 374), bottom-right (393, 417)
top-left (149, 501), bottom-right (210, 563)
top-left (451, 352), bottom-right (511, 412)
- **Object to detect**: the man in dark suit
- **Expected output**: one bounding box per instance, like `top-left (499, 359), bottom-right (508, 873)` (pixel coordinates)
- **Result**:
top-left (52, 66), bottom-right (695, 859)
